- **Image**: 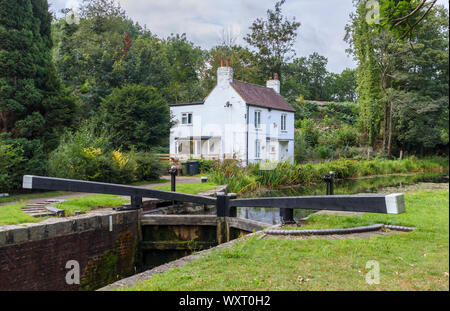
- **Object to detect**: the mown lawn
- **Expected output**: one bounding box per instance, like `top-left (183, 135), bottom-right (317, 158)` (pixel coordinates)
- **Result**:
top-left (122, 190), bottom-right (449, 291)
top-left (152, 182), bottom-right (218, 194)
top-left (54, 194), bottom-right (128, 216)
top-left (0, 203), bottom-right (42, 225)
top-left (0, 191), bottom-right (71, 204)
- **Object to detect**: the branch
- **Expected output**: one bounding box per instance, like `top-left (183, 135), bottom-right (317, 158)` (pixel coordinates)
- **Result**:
top-left (392, 0), bottom-right (427, 26)
top-left (400, 0), bottom-right (437, 39)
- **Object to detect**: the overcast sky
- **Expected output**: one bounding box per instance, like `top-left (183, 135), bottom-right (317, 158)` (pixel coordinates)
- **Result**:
top-left (48, 0), bottom-right (449, 73)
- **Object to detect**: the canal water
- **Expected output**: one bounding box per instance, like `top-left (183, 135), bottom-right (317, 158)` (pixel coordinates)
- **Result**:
top-left (236, 171), bottom-right (449, 225)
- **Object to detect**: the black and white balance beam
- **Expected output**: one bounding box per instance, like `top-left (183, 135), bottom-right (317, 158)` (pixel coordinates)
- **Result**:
top-left (22, 175), bottom-right (216, 205)
top-left (229, 193), bottom-right (406, 214)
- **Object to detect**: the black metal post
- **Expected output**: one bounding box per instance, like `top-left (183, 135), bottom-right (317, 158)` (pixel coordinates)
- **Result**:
top-left (168, 166), bottom-right (178, 192)
top-left (329, 172), bottom-right (334, 195)
top-left (323, 171), bottom-right (335, 195)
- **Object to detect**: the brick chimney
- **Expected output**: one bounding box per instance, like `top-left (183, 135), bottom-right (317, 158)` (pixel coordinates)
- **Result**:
top-left (217, 58), bottom-right (233, 86)
top-left (266, 73), bottom-right (280, 94)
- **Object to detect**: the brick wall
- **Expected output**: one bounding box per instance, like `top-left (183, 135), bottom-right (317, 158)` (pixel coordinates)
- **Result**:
top-left (0, 210), bottom-right (139, 291)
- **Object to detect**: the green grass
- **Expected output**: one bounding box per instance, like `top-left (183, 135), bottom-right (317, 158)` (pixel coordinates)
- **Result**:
top-left (0, 203), bottom-right (43, 225)
top-left (152, 182), bottom-right (218, 194)
top-left (0, 191), bottom-right (71, 204)
top-left (54, 194), bottom-right (128, 216)
top-left (131, 179), bottom-right (169, 186)
top-left (122, 190), bottom-right (449, 291)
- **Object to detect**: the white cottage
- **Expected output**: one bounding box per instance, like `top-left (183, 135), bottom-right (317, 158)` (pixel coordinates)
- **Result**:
top-left (169, 60), bottom-right (295, 165)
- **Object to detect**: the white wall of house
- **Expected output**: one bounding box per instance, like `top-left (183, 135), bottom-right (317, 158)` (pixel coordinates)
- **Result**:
top-left (169, 65), bottom-right (294, 165)
top-left (247, 106), bottom-right (294, 164)
top-left (170, 77), bottom-right (247, 161)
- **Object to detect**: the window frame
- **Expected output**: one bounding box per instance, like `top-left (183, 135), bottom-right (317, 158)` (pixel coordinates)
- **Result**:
top-left (254, 110), bottom-right (261, 129)
top-left (181, 112), bottom-right (193, 125)
top-left (255, 139), bottom-right (261, 159)
top-left (281, 114), bottom-right (287, 132)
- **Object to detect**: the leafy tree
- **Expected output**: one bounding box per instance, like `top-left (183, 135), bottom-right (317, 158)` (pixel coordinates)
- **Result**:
top-left (375, 0), bottom-right (438, 40)
top-left (97, 85), bottom-right (172, 151)
top-left (0, 0), bottom-right (76, 153)
top-left (244, 0), bottom-right (300, 78)
top-left (163, 34), bottom-right (205, 103)
top-left (333, 69), bottom-right (357, 102)
top-left (201, 45), bottom-right (264, 93)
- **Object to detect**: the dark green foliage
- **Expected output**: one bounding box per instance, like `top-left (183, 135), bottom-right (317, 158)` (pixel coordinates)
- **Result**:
top-left (0, 0), bottom-right (76, 150)
top-left (198, 159), bottom-right (218, 174)
top-left (282, 55), bottom-right (357, 102)
top-left (244, 0), bottom-right (301, 78)
top-left (98, 85), bottom-right (171, 151)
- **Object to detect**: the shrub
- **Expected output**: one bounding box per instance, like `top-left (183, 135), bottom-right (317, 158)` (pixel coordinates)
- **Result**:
top-left (0, 143), bottom-right (26, 192)
top-left (0, 134), bottom-right (48, 192)
top-left (48, 125), bottom-right (165, 184)
top-left (133, 152), bottom-right (165, 181)
top-left (199, 159), bottom-right (217, 173)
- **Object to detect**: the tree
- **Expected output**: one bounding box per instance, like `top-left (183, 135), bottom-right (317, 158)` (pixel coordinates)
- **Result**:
top-left (0, 0), bottom-right (76, 152)
top-left (53, 0), bottom-right (142, 118)
top-left (346, 1), bottom-right (448, 156)
top-left (201, 45), bottom-right (264, 93)
top-left (376, 0), bottom-right (438, 40)
top-left (163, 34), bottom-right (205, 104)
top-left (97, 85), bottom-right (172, 151)
top-left (244, 0), bottom-right (300, 78)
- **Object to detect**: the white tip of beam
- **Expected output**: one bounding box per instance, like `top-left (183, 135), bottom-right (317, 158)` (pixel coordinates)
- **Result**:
top-left (23, 175), bottom-right (34, 189)
top-left (385, 193), bottom-right (406, 214)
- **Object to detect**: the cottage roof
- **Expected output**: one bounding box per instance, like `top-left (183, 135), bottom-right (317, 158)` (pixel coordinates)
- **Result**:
top-left (231, 80), bottom-right (295, 112)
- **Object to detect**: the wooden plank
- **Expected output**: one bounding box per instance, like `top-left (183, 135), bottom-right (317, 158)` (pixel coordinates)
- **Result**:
top-left (229, 194), bottom-right (405, 214)
top-left (141, 241), bottom-right (216, 250)
top-left (225, 217), bottom-right (268, 232)
top-left (141, 215), bottom-right (218, 226)
top-left (23, 175), bottom-right (217, 205)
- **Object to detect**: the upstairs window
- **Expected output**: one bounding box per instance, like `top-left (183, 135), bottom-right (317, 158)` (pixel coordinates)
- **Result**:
top-left (281, 114), bottom-right (287, 131)
top-left (181, 113), bottom-right (193, 125)
top-left (254, 110), bottom-right (261, 129)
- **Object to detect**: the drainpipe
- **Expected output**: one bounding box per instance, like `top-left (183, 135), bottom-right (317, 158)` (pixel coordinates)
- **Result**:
top-left (246, 105), bottom-right (249, 165)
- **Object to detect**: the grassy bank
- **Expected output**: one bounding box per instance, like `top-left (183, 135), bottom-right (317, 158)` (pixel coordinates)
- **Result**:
top-left (208, 157), bottom-right (448, 194)
top-left (121, 189), bottom-right (449, 291)
top-left (0, 191), bottom-right (72, 204)
top-left (54, 194), bottom-right (128, 216)
top-left (0, 203), bottom-right (42, 225)
top-left (152, 182), bottom-right (218, 194)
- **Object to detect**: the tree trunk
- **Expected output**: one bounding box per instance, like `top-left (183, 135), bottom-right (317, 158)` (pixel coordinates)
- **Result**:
top-left (387, 101), bottom-right (393, 158)
top-left (0, 111), bottom-right (8, 133)
top-left (383, 102), bottom-right (388, 151)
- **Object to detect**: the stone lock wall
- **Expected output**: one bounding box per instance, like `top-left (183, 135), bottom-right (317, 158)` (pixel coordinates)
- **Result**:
top-left (0, 210), bottom-right (139, 291)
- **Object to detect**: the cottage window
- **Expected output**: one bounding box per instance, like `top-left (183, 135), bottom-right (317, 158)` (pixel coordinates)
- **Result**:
top-left (255, 139), bottom-right (261, 158)
top-left (281, 114), bottom-right (287, 131)
top-left (181, 113), bottom-right (193, 125)
top-left (254, 111), bottom-right (261, 129)
top-left (176, 141), bottom-right (182, 154)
